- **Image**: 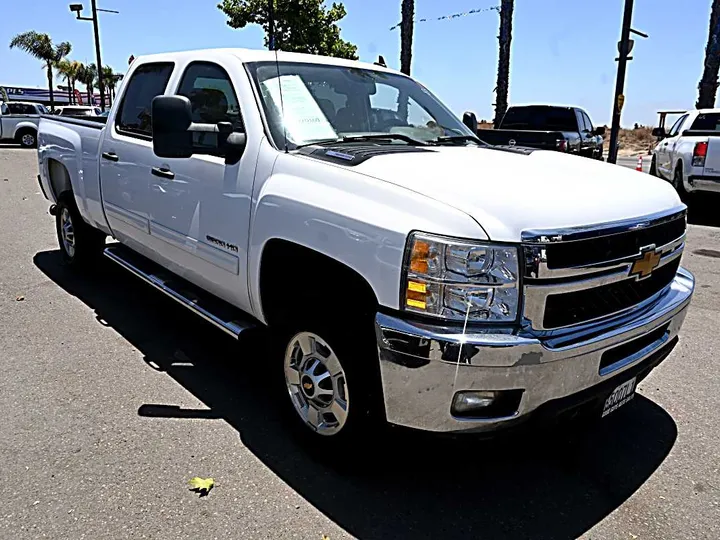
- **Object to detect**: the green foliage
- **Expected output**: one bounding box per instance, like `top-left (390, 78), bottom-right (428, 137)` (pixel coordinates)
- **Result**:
top-left (218, 0), bottom-right (358, 59)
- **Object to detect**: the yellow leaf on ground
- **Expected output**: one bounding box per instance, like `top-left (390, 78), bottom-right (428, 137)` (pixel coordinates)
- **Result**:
top-left (188, 477), bottom-right (214, 495)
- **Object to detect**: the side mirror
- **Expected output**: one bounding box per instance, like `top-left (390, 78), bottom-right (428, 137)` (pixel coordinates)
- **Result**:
top-left (152, 95), bottom-right (193, 158)
top-left (651, 127), bottom-right (666, 138)
top-left (593, 126), bottom-right (606, 136)
top-left (462, 111), bottom-right (478, 135)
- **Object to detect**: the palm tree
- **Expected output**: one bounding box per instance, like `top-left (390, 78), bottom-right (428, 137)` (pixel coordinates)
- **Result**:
top-left (101, 66), bottom-right (124, 106)
top-left (697, 0), bottom-right (720, 109)
top-left (55, 59), bottom-right (82, 105)
top-left (493, 0), bottom-right (514, 127)
top-left (400, 0), bottom-right (414, 75)
top-left (78, 63), bottom-right (97, 106)
top-left (9, 31), bottom-right (71, 112)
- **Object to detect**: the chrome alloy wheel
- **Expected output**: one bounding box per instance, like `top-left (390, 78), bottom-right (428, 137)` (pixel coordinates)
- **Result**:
top-left (21, 133), bottom-right (36, 147)
top-left (284, 332), bottom-right (349, 436)
top-left (60, 207), bottom-right (76, 258)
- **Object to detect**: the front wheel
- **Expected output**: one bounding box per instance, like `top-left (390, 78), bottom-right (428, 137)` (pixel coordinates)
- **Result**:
top-left (280, 320), bottom-right (383, 448)
top-left (649, 155), bottom-right (658, 176)
top-left (55, 194), bottom-right (106, 267)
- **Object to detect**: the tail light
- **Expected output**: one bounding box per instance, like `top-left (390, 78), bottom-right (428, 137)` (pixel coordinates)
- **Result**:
top-left (693, 141), bottom-right (708, 167)
top-left (556, 139), bottom-right (568, 152)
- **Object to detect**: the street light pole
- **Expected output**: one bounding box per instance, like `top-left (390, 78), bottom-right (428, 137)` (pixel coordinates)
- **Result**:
top-left (607, 0), bottom-right (634, 164)
top-left (70, 2), bottom-right (118, 112)
top-left (90, 0), bottom-right (106, 111)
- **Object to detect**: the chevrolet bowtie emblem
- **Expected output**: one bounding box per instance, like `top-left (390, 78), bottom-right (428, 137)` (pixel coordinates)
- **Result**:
top-left (629, 247), bottom-right (661, 279)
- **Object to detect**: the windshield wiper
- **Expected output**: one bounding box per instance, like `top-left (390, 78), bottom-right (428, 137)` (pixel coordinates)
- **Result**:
top-left (295, 133), bottom-right (427, 149)
top-left (431, 135), bottom-right (487, 146)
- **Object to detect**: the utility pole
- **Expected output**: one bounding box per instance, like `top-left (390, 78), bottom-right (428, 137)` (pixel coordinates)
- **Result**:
top-left (268, 0), bottom-right (275, 50)
top-left (607, 0), bottom-right (635, 164)
top-left (493, 0), bottom-right (514, 127)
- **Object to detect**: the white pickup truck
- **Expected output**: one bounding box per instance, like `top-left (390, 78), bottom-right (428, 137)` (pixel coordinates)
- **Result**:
top-left (0, 100), bottom-right (47, 147)
top-left (37, 48), bottom-right (694, 446)
top-left (651, 108), bottom-right (720, 197)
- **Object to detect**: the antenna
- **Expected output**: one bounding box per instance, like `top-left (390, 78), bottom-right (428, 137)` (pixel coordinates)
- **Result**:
top-left (268, 0), bottom-right (288, 153)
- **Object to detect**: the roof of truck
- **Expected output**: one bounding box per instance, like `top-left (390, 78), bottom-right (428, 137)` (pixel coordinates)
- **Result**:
top-left (132, 47), bottom-right (401, 76)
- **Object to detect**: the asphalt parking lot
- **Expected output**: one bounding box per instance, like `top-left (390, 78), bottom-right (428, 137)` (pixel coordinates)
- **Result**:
top-left (0, 146), bottom-right (718, 540)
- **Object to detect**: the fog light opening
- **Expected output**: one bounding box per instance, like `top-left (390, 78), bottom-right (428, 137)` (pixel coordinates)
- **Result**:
top-left (451, 389), bottom-right (523, 419)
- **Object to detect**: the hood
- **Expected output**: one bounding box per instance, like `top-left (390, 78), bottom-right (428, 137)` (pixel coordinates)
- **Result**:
top-left (350, 146), bottom-right (682, 241)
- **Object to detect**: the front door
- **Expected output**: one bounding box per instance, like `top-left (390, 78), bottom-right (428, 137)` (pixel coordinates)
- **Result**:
top-left (658, 114), bottom-right (687, 178)
top-left (146, 61), bottom-right (254, 312)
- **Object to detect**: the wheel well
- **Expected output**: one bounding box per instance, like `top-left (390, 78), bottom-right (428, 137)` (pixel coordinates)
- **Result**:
top-left (47, 159), bottom-right (72, 200)
top-left (259, 239), bottom-right (378, 327)
top-left (15, 126), bottom-right (37, 137)
top-left (675, 159), bottom-right (684, 174)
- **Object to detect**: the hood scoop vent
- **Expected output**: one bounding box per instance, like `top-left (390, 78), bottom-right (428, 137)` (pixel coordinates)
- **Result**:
top-left (297, 144), bottom-right (434, 166)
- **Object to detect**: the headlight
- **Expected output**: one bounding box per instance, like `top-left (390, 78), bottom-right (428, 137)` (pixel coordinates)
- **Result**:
top-left (402, 233), bottom-right (520, 322)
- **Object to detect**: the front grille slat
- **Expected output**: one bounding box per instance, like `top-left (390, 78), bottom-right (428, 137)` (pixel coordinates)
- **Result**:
top-left (542, 258), bottom-right (680, 328)
top-left (545, 217), bottom-right (686, 269)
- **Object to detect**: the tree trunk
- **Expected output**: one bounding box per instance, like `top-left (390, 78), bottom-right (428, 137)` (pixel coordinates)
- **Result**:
top-left (493, 0), bottom-right (514, 127)
top-left (697, 0), bottom-right (720, 109)
top-left (400, 0), bottom-right (414, 75)
top-left (46, 63), bottom-right (55, 112)
top-left (67, 80), bottom-right (73, 107)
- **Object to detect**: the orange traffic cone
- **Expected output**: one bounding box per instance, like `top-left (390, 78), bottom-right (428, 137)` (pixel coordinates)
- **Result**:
top-left (636, 156), bottom-right (643, 172)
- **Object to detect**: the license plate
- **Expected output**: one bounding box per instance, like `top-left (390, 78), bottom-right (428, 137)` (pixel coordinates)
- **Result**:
top-left (601, 377), bottom-right (637, 417)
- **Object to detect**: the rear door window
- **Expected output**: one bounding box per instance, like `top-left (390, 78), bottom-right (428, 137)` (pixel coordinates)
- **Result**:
top-left (668, 114), bottom-right (688, 137)
top-left (116, 62), bottom-right (174, 139)
top-left (689, 113), bottom-right (720, 131)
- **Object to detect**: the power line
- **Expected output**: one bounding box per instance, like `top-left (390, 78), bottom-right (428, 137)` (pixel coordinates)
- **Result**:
top-left (390, 5), bottom-right (499, 31)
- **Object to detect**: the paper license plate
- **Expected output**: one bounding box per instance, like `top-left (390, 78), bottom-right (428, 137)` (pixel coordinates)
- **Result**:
top-left (601, 377), bottom-right (637, 418)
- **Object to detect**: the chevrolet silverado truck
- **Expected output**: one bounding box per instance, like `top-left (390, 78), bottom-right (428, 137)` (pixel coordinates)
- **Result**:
top-left (651, 108), bottom-right (720, 197)
top-left (0, 100), bottom-right (47, 147)
top-left (37, 48), bottom-right (694, 445)
top-left (478, 105), bottom-right (605, 159)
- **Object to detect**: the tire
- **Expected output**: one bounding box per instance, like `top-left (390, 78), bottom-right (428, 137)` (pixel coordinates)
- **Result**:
top-left (16, 128), bottom-right (37, 149)
top-left (672, 163), bottom-right (690, 202)
top-left (279, 317), bottom-right (383, 451)
top-left (55, 194), bottom-right (106, 267)
top-left (649, 155), bottom-right (658, 176)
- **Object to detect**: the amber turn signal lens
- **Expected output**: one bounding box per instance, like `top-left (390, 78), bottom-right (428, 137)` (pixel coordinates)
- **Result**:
top-left (409, 239), bottom-right (431, 274)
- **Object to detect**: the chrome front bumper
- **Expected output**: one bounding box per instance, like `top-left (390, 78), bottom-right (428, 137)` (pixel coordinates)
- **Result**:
top-left (375, 268), bottom-right (694, 433)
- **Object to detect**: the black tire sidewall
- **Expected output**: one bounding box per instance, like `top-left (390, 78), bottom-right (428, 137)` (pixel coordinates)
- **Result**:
top-left (55, 195), bottom-right (104, 266)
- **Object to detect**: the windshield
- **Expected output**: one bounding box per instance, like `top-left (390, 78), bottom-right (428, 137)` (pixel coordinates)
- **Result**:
top-left (246, 61), bottom-right (475, 148)
top-left (501, 106), bottom-right (577, 131)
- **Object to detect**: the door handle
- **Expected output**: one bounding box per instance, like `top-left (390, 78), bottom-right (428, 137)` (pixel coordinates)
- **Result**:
top-left (101, 151), bottom-right (119, 162)
top-left (151, 166), bottom-right (175, 180)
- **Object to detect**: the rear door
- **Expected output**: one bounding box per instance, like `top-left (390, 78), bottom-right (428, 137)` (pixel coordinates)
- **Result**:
top-left (99, 61), bottom-right (175, 245)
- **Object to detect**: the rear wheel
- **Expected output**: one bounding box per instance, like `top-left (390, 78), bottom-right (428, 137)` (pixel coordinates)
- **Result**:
top-left (55, 194), bottom-right (106, 267)
top-left (16, 128), bottom-right (37, 149)
top-left (672, 163), bottom-right (690, 202)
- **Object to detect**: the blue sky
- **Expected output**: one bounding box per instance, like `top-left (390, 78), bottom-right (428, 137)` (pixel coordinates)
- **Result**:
top-left (0, 0), bottom-right (712, 126)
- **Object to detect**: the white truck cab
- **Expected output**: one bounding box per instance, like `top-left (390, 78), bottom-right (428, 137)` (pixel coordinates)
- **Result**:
top-left (37, 48), bottom-right (694, 447)
top-left (651, 108), bottom-right (720, 196)
top-left (0, 100), bottom-right (46, 147)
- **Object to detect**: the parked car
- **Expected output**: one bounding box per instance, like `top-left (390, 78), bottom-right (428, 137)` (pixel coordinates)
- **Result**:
top-left (0, 100), bottom-right (47, 148)
top-left (37, 48), bottom-right (693, 448)
top-left (476, 105), bottom-right (605, 159)
top-left (55, 105), bottom-right (102, 117)
top-left (651, 108), bottom-right (720, 198)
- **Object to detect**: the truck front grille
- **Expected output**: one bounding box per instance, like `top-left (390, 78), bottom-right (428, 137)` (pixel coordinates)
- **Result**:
top-left (522, 209), bottom-right (686, 330)
top-left (542, 258), bottom-right (681, 328)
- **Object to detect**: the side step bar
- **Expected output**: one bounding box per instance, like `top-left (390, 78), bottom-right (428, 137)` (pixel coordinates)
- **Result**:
top-left (104, 245), bottom-right (256, 338)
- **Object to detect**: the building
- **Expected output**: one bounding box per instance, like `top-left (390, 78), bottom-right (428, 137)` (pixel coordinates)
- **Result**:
top-left (0, 84), bottom-right (108, 107)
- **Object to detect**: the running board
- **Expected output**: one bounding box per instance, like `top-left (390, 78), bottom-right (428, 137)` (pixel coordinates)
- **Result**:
top-left (103, 245), bottom-right (256, 338)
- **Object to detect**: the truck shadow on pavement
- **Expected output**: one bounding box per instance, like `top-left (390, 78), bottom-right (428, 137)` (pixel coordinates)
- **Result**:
top-left (35, 250), bottom-right (679, 540)
top-left (687, 195), bottom-right (720, 227)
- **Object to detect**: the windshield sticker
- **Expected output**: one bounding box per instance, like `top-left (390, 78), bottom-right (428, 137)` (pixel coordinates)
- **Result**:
top-left (261, 75), bottom-right (337, 143)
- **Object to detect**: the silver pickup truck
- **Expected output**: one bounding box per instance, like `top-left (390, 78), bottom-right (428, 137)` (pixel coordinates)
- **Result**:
top-left (0, 100), bottom-right (46, 147)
